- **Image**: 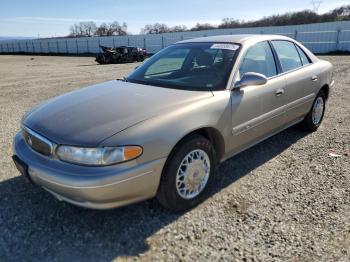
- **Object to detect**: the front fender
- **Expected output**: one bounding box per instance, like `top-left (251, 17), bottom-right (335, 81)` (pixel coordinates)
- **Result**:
top-left (99, 90), bottom-right (232, 164)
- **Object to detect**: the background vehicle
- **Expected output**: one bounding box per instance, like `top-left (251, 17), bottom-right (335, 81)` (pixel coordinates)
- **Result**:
top-left (96, 45), bottom-right (147, 64)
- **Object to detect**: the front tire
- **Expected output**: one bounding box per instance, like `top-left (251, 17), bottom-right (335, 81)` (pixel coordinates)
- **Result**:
top-left (157, 135), bottom-right (216, 212)
top-left (300, 91), bottom-right (326, 132)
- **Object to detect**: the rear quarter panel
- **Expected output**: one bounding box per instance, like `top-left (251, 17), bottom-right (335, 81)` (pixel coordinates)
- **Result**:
top-left (317, 59), bottom-right (334, 93)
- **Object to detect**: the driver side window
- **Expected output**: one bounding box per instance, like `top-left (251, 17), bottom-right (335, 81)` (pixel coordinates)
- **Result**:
top-left (239, 41), bottom-right (277, 78)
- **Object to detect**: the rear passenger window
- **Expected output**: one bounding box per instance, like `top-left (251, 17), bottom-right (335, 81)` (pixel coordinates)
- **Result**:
top-left (239, 41), bottom-right (277, 78)
top-left (295, 45), bottom-right (311, 66)
top-left (272, 41), bottom-right (302, 72)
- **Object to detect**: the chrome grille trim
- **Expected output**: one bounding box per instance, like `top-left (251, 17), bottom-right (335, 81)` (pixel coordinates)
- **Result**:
top-left (21, 126), bottom-right (54, 156)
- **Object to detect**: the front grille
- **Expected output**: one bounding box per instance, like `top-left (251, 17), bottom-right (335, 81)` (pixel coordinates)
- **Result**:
top-left (22, 126), bottom-right (54, 156)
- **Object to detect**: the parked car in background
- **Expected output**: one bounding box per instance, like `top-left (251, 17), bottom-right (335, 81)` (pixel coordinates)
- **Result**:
top-left (96, 45), bottom-right (147, 64)
top-left (13, 35), bottom-right (334, 211)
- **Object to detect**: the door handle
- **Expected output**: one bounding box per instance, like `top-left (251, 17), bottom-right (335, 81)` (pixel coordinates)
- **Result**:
top-left (275, 89), bottom-right (284, 96)
top-left (311, 75), bottom-right (318, 82)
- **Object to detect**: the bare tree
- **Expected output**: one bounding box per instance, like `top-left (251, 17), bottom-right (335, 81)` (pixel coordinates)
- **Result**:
top-left (69, 24), bottom-right (80, 37)
top-left (108, 21), bottom-right (128, 36)
top-left (141, 23), bottom-right (170, 34)
top-left (219, 18), bottom-right (241, 29)
top-left (169, 25), bottom-right (187, 32)
top-left (95, 21), bottom-right (128, 36)
top-left (141, 23), bottom-right (188, 34)
top-left (82, 21), bottom-right (97, 36)
top-left (217, 5), bottom-right (350, 29)
top-left (95, 23), bottom-right (109, 36)
top-left (69, 21), bottom-right (97, 37)
top-left (190, 23), bottom-right (216, 31)
top-left (67, 4), bottom-right (350, 38)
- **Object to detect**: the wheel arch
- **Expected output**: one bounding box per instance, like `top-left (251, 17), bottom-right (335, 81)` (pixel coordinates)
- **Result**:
top-left (320, 84), bottom-right (330, 100)
top-left (168, 127), bottom-right (226, 165)
top-left (156, 126), bottom-right (225, 203)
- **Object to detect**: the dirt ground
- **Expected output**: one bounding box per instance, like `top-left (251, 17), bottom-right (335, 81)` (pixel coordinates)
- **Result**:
top-left (0, 55), bottom-right (349, 261)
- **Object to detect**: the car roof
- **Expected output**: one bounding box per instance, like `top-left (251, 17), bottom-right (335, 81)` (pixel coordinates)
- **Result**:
top-left (177, 33), bottom-right (318, 63)
top-left (177, 34), bottom-right (292, 45)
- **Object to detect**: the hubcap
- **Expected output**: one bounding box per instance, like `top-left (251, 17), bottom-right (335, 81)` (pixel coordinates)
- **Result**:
top-left (176, 149), bottom-right (210, 199)
top-left (312, 97), bottom-right (324, 125)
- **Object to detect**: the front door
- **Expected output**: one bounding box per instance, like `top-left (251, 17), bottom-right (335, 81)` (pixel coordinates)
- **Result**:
top-left (230, 41), bottom-right (287, 154)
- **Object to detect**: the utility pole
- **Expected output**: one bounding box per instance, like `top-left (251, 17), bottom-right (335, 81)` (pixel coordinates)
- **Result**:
top-left (311, 0), bottom-right (322, 13)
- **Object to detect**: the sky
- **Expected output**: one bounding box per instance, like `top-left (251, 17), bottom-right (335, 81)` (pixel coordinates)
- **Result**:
top-left (0, 0), bottom-right (349, 37)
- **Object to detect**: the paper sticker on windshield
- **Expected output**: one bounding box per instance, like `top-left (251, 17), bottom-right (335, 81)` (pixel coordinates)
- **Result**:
top-left (210, 43), bottom-right (239, 51)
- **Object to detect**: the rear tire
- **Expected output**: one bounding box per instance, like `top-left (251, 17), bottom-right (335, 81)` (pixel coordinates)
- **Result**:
top-left (138, 55), bottom-right (145, 62)
top-left (157, 135), bottom-right (216, 212)
top-left (300, 91), bottom-right (326, 132)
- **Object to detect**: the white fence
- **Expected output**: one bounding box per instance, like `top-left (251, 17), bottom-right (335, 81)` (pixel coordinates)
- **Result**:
top-left (1, 21), bottom-right (350, 55)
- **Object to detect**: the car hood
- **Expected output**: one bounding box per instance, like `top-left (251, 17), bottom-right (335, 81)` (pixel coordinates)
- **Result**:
top-left (23, 80), bottom-right (213, 146)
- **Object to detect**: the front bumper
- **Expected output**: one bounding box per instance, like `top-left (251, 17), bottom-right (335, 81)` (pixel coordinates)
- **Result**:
top-left (13, 133), bottom-right (166, 209)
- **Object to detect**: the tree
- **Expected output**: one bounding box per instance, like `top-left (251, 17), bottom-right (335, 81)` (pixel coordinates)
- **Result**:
top-left (169, 25), bottom-right (187, 32)
top-left (95, 21), bottom-right (128, 36)
top-left (190, 23), bottom-right (216, 31)
top-left (141, 23), bottom-right (170, 34)
top-left (82, 21), bottom-right (97, 36)
top-left (141, 23), bottom-right (188, 34)
top-left (108, 21), bottom-right (128, 36)
top-left (69, 24), bottom-right (80, 37)
top-left (217, 5), bottom-right (350, 29)
top-left (67, 4), bottom-right (350, 37)
top-left (219, 18), bottom-right (241, 29)
top-left (69, 21), bottom-right (97, 37)
top-left (120, 22), bottom-right (128, 35)
top-left (95, 23), bottom-right (109, 36)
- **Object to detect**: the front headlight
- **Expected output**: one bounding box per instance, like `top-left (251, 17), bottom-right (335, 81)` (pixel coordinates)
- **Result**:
top-left (56, 145), bottom-right (143, 166)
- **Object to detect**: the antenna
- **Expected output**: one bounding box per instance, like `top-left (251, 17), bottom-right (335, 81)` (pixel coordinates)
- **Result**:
top-left (311, 0), bottom-right (323, 13)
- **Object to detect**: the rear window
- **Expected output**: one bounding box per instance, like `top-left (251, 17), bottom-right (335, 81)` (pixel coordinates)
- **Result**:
top-left (272, 41), bottom-right (302, 72)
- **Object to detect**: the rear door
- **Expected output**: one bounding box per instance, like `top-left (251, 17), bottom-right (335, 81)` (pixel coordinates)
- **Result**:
top-left (271, 41), bottom-right (319, 123)
top-left (230, 41), bottom-right (287, 153)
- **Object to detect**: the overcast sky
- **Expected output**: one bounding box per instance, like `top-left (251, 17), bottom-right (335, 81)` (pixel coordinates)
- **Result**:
top-left (0, 0), bottom-right (349, 37)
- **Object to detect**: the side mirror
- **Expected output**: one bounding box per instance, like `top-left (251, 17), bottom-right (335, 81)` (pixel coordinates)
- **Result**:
top-left (134, 66), bottom-right (139, 70)
top-left (234, 72), bottom-right (268, 89)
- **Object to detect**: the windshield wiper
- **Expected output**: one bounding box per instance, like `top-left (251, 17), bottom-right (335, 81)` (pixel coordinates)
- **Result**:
top-left (116, 77), bottom-right (128, 82)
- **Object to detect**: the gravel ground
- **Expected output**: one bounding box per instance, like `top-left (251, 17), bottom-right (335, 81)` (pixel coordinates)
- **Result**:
top-left (0, 55), bottom-right (349, 262)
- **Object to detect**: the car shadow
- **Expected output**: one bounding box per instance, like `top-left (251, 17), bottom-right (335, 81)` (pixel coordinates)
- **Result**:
top-left (0, 126), bottom-right (308, 261)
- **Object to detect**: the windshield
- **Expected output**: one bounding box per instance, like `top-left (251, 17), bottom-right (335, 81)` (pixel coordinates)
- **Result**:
top-left (126, 42), bottom-right (240, 91)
